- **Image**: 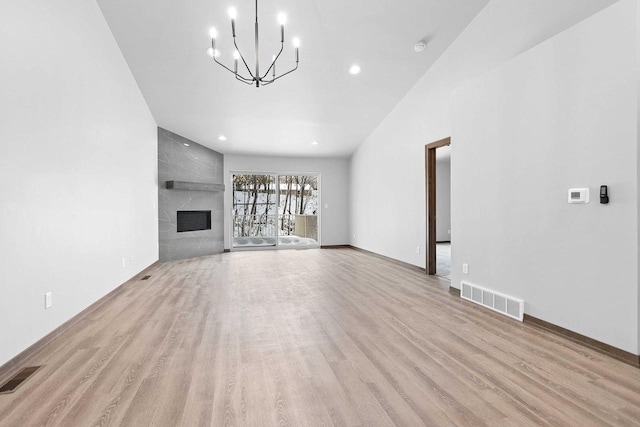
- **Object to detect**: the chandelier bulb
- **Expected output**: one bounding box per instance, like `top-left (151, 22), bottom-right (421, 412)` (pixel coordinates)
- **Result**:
top-left (292, 37), bottom-right (300, 48)
top-left (233, 50), bottom-right (240, 60)
top-left (209, 27), bottom-right (217, 39)
top-left (228, 7), bottom-right (237, 20)
top-left (206, 47), bottom-right (215, 58)
top-left (277, 13), bottom-right (287, 26)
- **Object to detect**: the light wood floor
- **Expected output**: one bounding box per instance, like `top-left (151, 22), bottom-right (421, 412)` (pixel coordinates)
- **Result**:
top-left (1, 248), bottom-right (639, 426)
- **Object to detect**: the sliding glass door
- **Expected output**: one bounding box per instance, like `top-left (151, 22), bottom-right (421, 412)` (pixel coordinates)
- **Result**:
top-left (232, 174), bottom-right (277, 248)
top-left (277, 175), bottom-right (318, 248)
top-left (231, 173), bottom-right (319, 249)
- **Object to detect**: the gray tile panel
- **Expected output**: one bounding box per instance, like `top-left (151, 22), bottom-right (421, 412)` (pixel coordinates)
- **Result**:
top-left (158, 127), bottom-right (224, 262)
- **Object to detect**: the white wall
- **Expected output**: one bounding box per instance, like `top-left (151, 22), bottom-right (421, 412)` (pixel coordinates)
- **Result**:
top-left (436, 156), bottom-right (451, 242)
top-left (0, 1), bottom-right (158, 366)
top-left (451, 0), bottom-right (638, 354)
top-left (350, 0), bottom-right (618, 268)
top-left (349, 0), bottom-right (639, 354)
top-left (224, 155), bottom-right (349, 248)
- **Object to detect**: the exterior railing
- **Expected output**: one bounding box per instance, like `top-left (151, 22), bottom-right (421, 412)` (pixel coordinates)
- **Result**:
top-left (233, 213), bottom-right (278, 237)
top-left (233, 213), bottom-right (318, 241)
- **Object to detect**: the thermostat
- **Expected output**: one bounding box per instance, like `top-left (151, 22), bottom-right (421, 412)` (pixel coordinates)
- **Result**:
top-left (568, 188), bottom-right (589, 204)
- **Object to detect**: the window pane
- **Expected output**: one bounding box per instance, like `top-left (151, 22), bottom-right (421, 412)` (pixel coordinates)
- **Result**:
top-left (232, 174), bottom-right (277, 248)
top-left (278, 175), bottom-right (318, 247)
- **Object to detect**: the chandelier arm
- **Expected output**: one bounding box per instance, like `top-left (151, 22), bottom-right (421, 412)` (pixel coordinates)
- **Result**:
top-left (213, 56), bottom-right (239, 75)
top-left (261, 63), bottom-right (299, 85)
top-left (235, 74), bottom-right (254, 85)
top-left (237, 73), bottom-right (255, 82)
top-left (212, 57), bottom-right (254, 82)
top-left (260, 43), bottom-right (284, 80)
top-left (233, 38), bottom-right (255, 78)
top-left (234, 69), bottom-right (255, 82)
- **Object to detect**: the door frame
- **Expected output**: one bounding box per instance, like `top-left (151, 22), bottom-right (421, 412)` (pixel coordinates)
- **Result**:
top-left (425, 137), bottom-right (451, 275)
top-left (229, 171), bottom-right (322, 251)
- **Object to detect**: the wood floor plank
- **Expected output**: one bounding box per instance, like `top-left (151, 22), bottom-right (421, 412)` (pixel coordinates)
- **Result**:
top-left (0, 248), bottom-right (639, 426)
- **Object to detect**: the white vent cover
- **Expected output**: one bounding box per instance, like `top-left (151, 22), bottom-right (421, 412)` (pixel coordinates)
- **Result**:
top-left (460, 281), bottom-right (524, 321)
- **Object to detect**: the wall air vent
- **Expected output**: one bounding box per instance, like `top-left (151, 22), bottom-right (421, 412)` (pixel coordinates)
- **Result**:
top-left (460, 281), bottom-right (524, 321)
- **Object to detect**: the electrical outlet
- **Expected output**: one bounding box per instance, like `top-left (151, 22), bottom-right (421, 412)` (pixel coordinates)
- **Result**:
top-left (353, 233), bottom-right (356, 239)
top-left (324, 203), bottom-right (329, 209)
top-left (416, 246), bottom-right (420, 254)
top-left (121, 258), bottom-right (126, 268)
top-left (462, 263), bottom-right (469, 274)
top-left (45, 292), bottom-right (52, 309)
top-left (448, 229), bottom-right (451, 235)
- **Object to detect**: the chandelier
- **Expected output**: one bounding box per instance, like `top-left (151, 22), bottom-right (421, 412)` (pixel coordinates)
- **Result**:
top-left (206, 0), bottom-right (300, 87)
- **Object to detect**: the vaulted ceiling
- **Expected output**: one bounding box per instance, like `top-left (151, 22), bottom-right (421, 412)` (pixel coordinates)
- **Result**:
top-left (97, 0), bottom-right (488, 157)
top-left (97, 0), bottom-right (618, 158)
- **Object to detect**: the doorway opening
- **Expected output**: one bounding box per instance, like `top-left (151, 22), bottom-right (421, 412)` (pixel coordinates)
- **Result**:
top-left (425, 137), bottom-right (451, 278)
top-left (231, 173), bottom-right (320, 250)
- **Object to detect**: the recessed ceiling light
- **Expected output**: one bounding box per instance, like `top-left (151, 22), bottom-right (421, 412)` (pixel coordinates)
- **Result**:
top-left (218, 135), bottom-right (227, 141)
top-left (349, 65), bottom-right (361, 75)
top-left (183, 143), bottom-right (190, 147)
top-left (311, 140), bottom-right (319, 145)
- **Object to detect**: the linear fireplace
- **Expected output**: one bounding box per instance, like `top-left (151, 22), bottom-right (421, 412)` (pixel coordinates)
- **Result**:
top-left (177, 210), bottom-right (212, 233)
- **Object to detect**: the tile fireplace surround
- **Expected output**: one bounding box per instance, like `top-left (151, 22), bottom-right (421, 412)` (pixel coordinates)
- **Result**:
top-left (158, 128), bottom-right (224, 262)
